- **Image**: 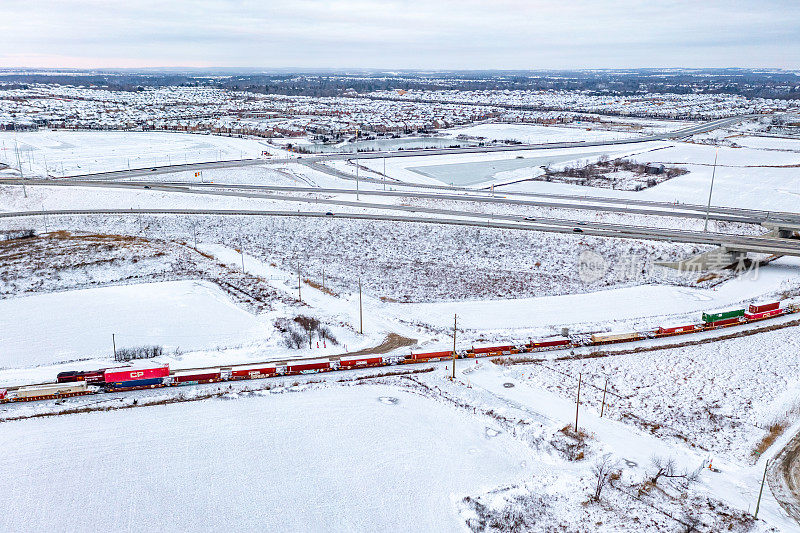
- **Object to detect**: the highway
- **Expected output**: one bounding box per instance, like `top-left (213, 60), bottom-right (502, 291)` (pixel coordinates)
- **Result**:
top-left (7, 177), bottom-right (800, 227)
top-left (61, 114), bottom-right (755, 181)
top-left (5, 112), bottom-right (792, 255)
top-left (4, 207), bottom-right (800, 256)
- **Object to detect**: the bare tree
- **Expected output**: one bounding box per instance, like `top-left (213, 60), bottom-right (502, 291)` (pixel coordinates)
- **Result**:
top-left (648, 456), bottom-right (701, 489)
top-left (591, 454), bottom-right (618, 501)
top-left (680, 512), bottom-right (701, 532)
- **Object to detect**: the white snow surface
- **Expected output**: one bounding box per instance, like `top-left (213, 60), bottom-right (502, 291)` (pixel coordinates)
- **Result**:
top-left (2, 129), bottom-right (272, 177)
top-left (0, 384), bottom-right (538, 533)
top-left (0, 280), bottom-right (268, 368)
top-left (382, 256), bottom-right (800, 332)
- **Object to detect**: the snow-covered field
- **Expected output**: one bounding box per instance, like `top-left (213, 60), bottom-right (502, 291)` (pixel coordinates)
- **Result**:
top-left (514, 325), bottom-right (800, 461)
top-left (0, 384), bottom-right (540, 533)
top-left (380, 256), bottom-right (800, 333)
top-left (0, 280), bottom-right (268, 368)
top-left (0, 365), bottom-right (782, 532)
top-left (491, 140), bottom-right (800, 213)
top-left (0, 130), bottom-right (272, 177)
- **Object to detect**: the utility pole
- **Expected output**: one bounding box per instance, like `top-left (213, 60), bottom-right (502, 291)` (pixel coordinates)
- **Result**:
top-left (193, 224), bottom-right (197, 248)
top-left (355, 158), bottom-right (360, 200)
top-left (575, 373), bottom-right (582, 432)
top-left (297, 263), bottom-right (302, 302)
top-left (112, 333), bottom-right (117, 361)
top-left (321, 264), bottom-right (325, 291)
top-left (600, 377), bottom-right (608, 418)
top-left (14, 139), bottom-right (27, 198)
top-left (452, 314), bottom-right (457, 379)
top-left (755, 459), bottom-right (769, 519)
top-left (704, 149), bottom-right (718, 232)
top-left (358, 278), bottom-right (363, 334)
top-left (383, 157), bottom-right (386, 191)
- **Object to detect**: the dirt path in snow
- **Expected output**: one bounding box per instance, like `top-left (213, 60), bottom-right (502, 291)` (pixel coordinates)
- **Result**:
top-left (337, 333), bottom-right (417, 357)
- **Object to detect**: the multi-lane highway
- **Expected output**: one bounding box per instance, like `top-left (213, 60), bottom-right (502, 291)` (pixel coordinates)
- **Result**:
top-left (5, 112), bottom-right (794, 256)
top-left (3, 207), bottom-right (800, 257)
top-left (7, 176), bottom-right (800, 227)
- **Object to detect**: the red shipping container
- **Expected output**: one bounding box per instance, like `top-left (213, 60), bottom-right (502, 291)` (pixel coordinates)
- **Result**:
top-left (471, 345), bottom-right (515, 355)
top-left (532, 338), bottom-right (570, 348)
top-left (745, 308), bottom-right (783, 321)
top-left (173, 371), bottom-right (222, 383)
top-left (285, 360), bottom-right (331, 373)
top-left (231, 366), bottom-right (276, 379)
top-left (706, 317), bottom-right (740, 328)
top-left (339, 356), bottom-right (383, 368)
top-left (412, 351), bottom-right (452, 361)
top-left (472, 347), bottom-right (494, 354)
top-left (104, 365), bottom-right (169, 383)
top-left (0, 389), bottom-right (6, 400)
top-left (748, 302), bottom-right (780, 314)
top-left (84, 371), bottom-right (106, 384)
top-left (492, 345), bottom-right (516, 353)
top-left (657, 324), bottom-right (698, 335)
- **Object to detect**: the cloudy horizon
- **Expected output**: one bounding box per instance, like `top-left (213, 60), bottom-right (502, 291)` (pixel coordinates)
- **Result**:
top-left (1, 0), bottom-right (799, 70)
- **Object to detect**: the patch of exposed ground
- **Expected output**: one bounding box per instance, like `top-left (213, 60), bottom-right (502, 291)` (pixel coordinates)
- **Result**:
top-left (0, 230), bottom-right (291, 313)
top-left (338, 333), bottom-right (418, 357)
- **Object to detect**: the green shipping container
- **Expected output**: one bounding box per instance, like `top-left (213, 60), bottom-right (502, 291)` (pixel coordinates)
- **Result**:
top-left (702, 308), bottom-right (745, 323)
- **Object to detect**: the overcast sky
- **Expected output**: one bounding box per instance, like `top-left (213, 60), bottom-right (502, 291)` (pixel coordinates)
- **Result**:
top-left (1, 0), bottom-right (799, 70)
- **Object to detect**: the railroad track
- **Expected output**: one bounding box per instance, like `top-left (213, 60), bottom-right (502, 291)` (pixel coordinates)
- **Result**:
top-left (3, 303), bottom-right (798, 401)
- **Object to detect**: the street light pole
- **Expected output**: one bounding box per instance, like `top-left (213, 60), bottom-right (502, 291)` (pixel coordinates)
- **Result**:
top-left (755, 459), bottom-right (769, 519)
top-left (355, 157), bottom-right (360, 200)
top-left (358, 278), bottom-right (363, 334)
top-left (14, 138), bottom-right (27, 198)
top-left (704, 149), bottom-right (718, 232)
top-left (452, 314), bottom-right (457, 379)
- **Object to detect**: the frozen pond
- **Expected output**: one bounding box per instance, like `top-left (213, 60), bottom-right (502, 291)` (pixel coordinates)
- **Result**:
top-left (304, 136), bottom-right (476, 153)
top-left (408, 150), bottom-right (609, 185)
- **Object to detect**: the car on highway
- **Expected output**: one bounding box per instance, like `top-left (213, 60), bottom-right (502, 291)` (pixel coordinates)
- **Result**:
top-left (150, 168), bottom-right (157, 171)
top-left (573, 228), bottom-right (583, 233)
top-left (143, 185), bottom-right (151, 189)
top-left (325, 212), bottom-right (334, 216)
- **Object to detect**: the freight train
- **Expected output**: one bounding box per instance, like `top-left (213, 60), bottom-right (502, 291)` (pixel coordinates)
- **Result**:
top-left (0, 300), bottom-right (795, 404)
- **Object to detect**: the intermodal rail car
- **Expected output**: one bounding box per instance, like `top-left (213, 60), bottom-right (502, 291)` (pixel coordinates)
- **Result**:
top-left (10, 382), bottom-right (96, 402)
top-left (1, 300), bottom-right (795, 404)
